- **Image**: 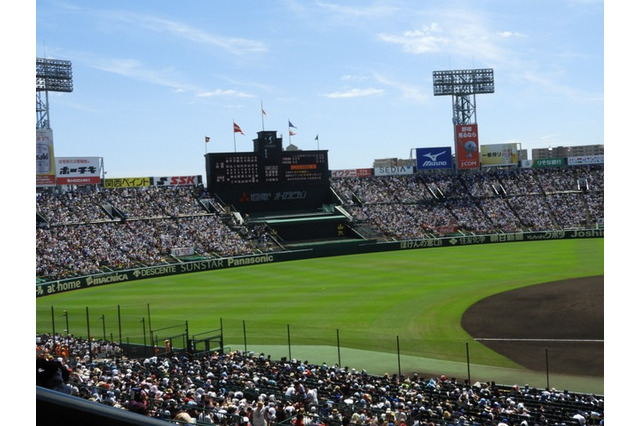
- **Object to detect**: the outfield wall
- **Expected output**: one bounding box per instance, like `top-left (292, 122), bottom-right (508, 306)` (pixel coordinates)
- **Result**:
top-left (36, 228), bottom-right (603, 297)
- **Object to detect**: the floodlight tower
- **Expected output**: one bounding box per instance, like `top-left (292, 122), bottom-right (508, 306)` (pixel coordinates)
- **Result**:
top-left (433, 68), bottom-right (494, 125)
top-left (36, 58), bottom-right (73, 129)
top-left (433, 68), bottom-right (494, 169)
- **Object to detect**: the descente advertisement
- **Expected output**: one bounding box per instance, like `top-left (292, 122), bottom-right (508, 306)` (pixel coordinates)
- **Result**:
top-left (36, 229), bottom-right (603, 297)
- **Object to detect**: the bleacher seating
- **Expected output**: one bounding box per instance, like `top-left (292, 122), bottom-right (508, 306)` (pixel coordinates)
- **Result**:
top-left (36, 334), bottom-right (604, 425)
top-left (36, 165), bottom-right (604, 282)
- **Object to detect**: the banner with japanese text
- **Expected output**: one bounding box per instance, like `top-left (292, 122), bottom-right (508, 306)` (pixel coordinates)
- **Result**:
top-left (103, 177), bottom-right (151, 188)
top-left (330, 169), bottom-right (373, 178)
top-left (36, 129), bottom-right (56, 187)
top-left (55, 157), bottom-right (102, 185)
top-left (480, 143), bottom-right (518, 166)
top-left (567, 155), bottom-right (604, 166)
top-left (455, 123), bottom-right (480, 169)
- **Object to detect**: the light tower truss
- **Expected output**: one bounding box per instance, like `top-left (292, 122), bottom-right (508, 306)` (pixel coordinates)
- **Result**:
top-left (433, 68), bottom-right (494, 125)
top-left (36, 58), bottom-right (73, 130)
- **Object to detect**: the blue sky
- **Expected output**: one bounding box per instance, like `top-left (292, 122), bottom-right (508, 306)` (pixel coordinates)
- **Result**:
top-left (34, 0), bottom-right (603, 178)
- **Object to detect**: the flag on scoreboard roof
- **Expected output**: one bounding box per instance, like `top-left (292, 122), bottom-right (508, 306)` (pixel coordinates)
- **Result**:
top-left (289, 130), bottom-right (296, 136)
top-left (233, 122), bottom-right (245, 135)
top-left (205, 136), bottom-right (210, 143)
top-left (288, 120), bottom-right (297, 129)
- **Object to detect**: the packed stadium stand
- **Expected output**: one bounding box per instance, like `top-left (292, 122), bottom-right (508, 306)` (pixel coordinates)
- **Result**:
top-left (37, 165), bottom-right (604, 282)
top-left (37, 334), bottom-right (604, 425)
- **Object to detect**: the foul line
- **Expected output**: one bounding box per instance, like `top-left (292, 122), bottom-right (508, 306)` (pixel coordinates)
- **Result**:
top-left (475, 338), bottom-right (603, 343)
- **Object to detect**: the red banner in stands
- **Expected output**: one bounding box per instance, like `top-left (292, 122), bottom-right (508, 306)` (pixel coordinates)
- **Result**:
top-left (455, 123), bottom-right (480, 169)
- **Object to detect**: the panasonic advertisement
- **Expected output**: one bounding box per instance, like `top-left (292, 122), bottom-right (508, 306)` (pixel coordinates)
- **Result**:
top-left (415, 147), bottom-right (453, 170)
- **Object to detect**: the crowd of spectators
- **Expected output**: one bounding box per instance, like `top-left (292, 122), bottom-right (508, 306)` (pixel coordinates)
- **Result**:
top-left (332, 165), bottom-right (603, 239)
top-left (36, 333), bottom-right (604, 425)
top-left (36, 165), bottom-right (604, 281)
top-left (36, 185), bottom-right (260, 280)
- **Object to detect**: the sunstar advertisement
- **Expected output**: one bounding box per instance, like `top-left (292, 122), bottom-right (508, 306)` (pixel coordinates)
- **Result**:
top-left (455, 123), bottom-right (480, 169)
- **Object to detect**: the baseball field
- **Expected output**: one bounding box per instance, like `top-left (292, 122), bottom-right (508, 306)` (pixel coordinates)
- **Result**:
top-left (35, 238), bottom-right (604, 394)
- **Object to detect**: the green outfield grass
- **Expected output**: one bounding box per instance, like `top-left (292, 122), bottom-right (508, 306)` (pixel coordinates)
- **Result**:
top-left (36, 239), bottom-right (604, 392)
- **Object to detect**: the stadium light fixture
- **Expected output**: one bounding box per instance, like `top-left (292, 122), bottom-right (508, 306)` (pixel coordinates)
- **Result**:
top-left (432, 68), bottom-right (494, 97)
top-left (432, 68), bottom-right (494, 126)
top-left (36, 57), bottom-right (73, 129)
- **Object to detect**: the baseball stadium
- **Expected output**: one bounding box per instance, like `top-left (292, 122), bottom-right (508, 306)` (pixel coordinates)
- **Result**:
top-left (36, 61), bottom-right (604, 425)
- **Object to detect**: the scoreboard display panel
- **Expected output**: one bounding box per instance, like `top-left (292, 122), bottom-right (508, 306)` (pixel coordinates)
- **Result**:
top-left (281, 151), bottom-right (328, 182)
top-left (281, 151), bottom-right (329, 182)
top-left (210, 154), bottom-right (260, 185)
top-left (205, 131), bottom-right (331, 213)
top-left (208, 151), bottom-right (329, 185)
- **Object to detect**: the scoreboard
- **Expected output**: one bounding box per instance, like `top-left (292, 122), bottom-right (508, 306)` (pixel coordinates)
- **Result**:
top-left (210, 154), bottom-right (260, 185)
top-left (205, 130), bottom-right (332, 213)
top-left (209, 150), bottom-right (329, 185)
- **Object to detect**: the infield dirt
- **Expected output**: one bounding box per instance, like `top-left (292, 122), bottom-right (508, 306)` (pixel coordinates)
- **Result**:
top-left (461, 275), bottom-right (604, 377)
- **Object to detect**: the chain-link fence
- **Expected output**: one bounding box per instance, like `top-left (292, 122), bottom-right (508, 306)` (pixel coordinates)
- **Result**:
top-left (36, 304), bottom-right (602, 392)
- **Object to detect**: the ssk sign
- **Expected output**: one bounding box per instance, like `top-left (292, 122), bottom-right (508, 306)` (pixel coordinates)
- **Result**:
top-left (152, 176), bottom-right (202, 186)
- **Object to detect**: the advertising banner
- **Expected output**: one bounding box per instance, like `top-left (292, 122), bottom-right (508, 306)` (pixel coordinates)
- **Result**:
top-left (455, 124), bottom-right (480, 169)
top-left (36, 129), bottom-right (56, 187)
top-left (481, 143), bottom-right (518, 166)
top-left (171, 247), bottom-right (195, 257)
top-left (533, 158), bottom-right (566, 168)
top-left (103, 177), bottom-right (151, 188)
top-left (37, 228), bottom-right (603, 296)
top-left (56, 157), bottom-right (102, 185)
top-left (415, 147), bottom-right (452, 170)
top-left (331, 169), bottom-right (373, 178)
top-left (151, 176), bottom-right (202, 186)
top-left (374, 165), bottom-right (414, 176)
top-left (567, 155), bottom-right (604, 166)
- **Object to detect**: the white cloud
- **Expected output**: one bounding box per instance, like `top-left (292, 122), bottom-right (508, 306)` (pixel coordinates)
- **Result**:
top-left (377, 10), bottom-right (510, 64)
top-left (378, 23), bottom-right (446, 54)
top-left (101, 9), bottom-right (267, 55)
top-left (340, 74), bottom-right (369, 82)
top-left (372, 72), bottom-right (429, 103)
top-left (499, 31), bottom-right (526, 39)
top-left (91, 57), bottom-right (191, 91)
top-left (321, 88), bottom-right (385, 98)
top-left (316, 2), bottom-right (398, 19)
top-left (139, 16), bottom-right (267, 55)
top-left (197, 89), bottom-right (254, 98)
top-left (83, 54), bottom-right (253, 99)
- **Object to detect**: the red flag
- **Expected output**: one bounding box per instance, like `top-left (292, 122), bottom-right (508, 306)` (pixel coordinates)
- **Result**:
top-left (289, 130), bottom-right (296, 136)
top-left (205, 136), bottom-right (210, 143)
top-left (262, 108), bottom-right (267, 116)
top-left (233, 122), bottom-right (245, 135)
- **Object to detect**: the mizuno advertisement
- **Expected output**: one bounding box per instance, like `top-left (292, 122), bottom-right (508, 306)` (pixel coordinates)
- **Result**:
top-left (415, 147), bottom-right (452, 170)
